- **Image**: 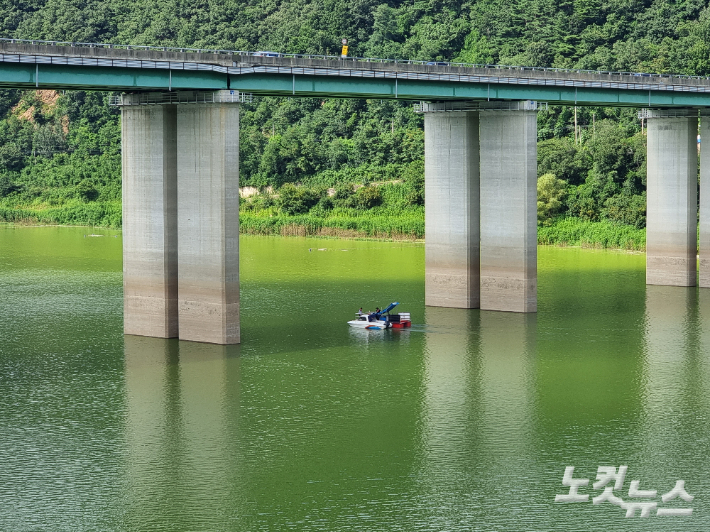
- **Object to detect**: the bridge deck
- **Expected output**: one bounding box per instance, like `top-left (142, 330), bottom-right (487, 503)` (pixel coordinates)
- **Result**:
top-left (2, 41), bottom-right (710, 107)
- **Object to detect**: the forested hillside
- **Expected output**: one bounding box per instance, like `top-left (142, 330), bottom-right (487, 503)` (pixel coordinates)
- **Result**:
top-left (1, 0), bottom-right (709, 239)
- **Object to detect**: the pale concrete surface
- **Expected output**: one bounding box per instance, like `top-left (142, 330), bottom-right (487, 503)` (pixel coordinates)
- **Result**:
top-left (122, 104), bottom-right (179, 337)
top-left (700, 117), bottom-right (710, 287)
top-left (177, 103), bottom-right (240, 344)
top-left (646, 114), bottom-right (697, 286)
top-left (424, 111), bottom-right (480, 308)
top-left (479, 108), bottom-right (537, 312)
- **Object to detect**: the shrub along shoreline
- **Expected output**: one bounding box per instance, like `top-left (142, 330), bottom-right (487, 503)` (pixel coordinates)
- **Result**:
top-left (0, 201), bottom-right (121, 227)
top-left (239, 212), bottom-right (424, 240)
top-left (538, 218), bottom-right (646, 251)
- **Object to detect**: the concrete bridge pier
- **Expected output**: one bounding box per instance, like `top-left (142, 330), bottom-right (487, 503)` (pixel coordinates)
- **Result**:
top-left (121, 99), bottom-right (179, 338)
top-left (422, 101), bottom-right (537, 313)
top-left (177, 100), bottom-right (240, 344)
top-left (700, 114), bottom-right (710, 287)
top-left (424, 108), bottom-right (480, 308)
top-left (121, 91), bottom-right (240, 345)
top-left (644, 109), bottom-right (698, 287)
top-left (479, 101), bottom-right (538, 313)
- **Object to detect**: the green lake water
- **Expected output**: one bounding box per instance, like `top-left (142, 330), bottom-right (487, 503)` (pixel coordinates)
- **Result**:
top-left (1, 224), bottom-right (709, 531)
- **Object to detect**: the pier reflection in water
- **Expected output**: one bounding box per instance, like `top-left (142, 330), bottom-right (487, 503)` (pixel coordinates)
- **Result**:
top-left (636, 286), bottom-right (710, 514)
top-left (123, 337), bottom-right (237, 529)
top-left (642, 287), bottom-right (693, 471)
top-left (419, 308), bottom-right (479, 527)
top-left (419, 308), bottom-right (536, 529)
top-left (697, 290), bottom-right (710, 417)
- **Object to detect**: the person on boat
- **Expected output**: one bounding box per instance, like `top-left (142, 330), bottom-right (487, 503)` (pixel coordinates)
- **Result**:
top-left (358, 307), bottom-right (363, 315)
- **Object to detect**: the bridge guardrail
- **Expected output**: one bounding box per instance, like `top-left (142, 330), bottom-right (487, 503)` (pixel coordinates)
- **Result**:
top-left (1, 37), bottom-right (709, 83)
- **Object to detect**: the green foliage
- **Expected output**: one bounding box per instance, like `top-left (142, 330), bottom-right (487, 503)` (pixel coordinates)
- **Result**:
top-left (239, 98), bottom-right (423, 187)
top-left (537, 137), bottom-right (588, 185)
top-left (0, 143), bottom-right (23, 171)
top-left (0, 174), bottom-right (15, 197)
top-left (33, 124), bottom-right (66, 156)
top-left (537, 173), bottom-right (567, 226)
top-left (276, 183), bottom-right (321, 215)
top-left (3, 0), bottom-right (710, 76)
top-left (455, 30), bottom-right (495, 64)
top-left (239, 212), bottom-right (424, 239)
top-left (0, 201), bottom-right (121, 227)
top-left (76, 178), bottom-right (99, 202)
top-left (243, 191), bottom-right (275, 212)
top-left (538, 218), bottom-right (646, 251)
top-left (0, 90), bottom-right (21, 117)
top-left (603, 191), bottom-right (647, 229)
top-left (535, 115), bottom-right (647, 227)
top-left (331, 183), bottom-right (354, 202)
top-left (353, 185), bottom-right (382, 210)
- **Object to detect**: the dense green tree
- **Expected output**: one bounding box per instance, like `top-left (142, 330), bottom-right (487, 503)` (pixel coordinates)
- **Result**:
top-left (276, 183), bottom-right (321, 214)
top-left (537, 173), bottom-right (568, 225)
top-left (353, 184), bottom-right (382, 209)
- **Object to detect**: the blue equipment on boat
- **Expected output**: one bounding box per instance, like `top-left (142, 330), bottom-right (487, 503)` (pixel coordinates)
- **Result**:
top-left (373, 302), bottom-right (398, 320)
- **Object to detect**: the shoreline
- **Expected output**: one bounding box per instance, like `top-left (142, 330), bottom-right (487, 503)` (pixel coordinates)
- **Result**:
top-left (2, 217), bottom-right (647, 251)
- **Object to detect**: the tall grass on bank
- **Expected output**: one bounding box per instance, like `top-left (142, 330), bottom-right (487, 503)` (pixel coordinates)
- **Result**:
top-left (538, 217), bottom-right (646, 250)
top-left (0, 201), bottom-right (121, 227)
top-left (240, 213), bottom-right (424, 239)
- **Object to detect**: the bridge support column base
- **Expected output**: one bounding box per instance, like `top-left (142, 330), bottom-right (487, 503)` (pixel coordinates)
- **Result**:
top-left (424, 111), bottom-right (480, 308)
top-left (646, 112), bottom-right (697, 287)
top-left (177, 103), bottom-right (240, 344)
top-left (122, 104), bottom-right (179, 338)
top-left (479, 106), bottom-right (537, 313)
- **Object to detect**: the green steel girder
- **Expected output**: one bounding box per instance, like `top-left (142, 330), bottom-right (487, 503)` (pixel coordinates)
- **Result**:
top-left (230, 74), bottom-right (710, 107)
top-left (0, 63), bottom-right (227, 91)
top-left (1, 61), bottom-right (710, 107)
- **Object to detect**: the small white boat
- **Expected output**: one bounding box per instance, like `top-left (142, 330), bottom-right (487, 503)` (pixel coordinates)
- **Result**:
top-left (348, 313), bottom-right (390, 330)
top-left (348, 302), bottom-right (412, 330)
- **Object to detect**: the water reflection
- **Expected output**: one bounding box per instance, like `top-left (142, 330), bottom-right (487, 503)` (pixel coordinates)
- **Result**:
top-left (422, 307), bottom-right (478, 469)
top-left (420, 307), bottom-right (478, 527)
top-left (697, 290), bottom-right (710, 409)
top-left (176, 341), bottom-right (231, 526)
top-left (643, 286), bottom-right (693, 407)
top-left (476, 311), bottom-right (537, 527)
top-left (419, 308), bottom-right (536, 528)
top-left (478, 311), bottom-right (536, 455)
top-left (123, 335), bottom-right (178, 526)
top-left (642, 286), bottom-right (692, 449)
top-left (123, 336), bottom-right (237, 529)
top-left (641, 287), bottom-right (699, 493)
